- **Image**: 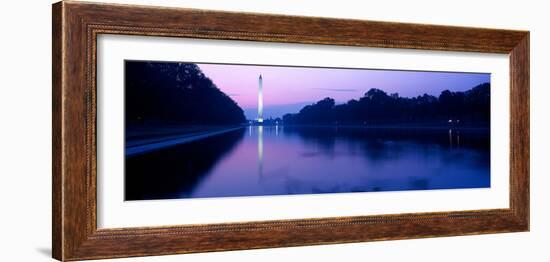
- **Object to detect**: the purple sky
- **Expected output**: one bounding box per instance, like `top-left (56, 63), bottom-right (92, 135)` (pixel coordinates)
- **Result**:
top-left (197, 63), bottom-right (490, 119)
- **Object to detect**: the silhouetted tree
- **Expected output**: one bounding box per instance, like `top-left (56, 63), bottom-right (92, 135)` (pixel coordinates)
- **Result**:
top-left (125, 62), bottom-right (246, 125)
top-left (283, 83), bottom-right (490, 126)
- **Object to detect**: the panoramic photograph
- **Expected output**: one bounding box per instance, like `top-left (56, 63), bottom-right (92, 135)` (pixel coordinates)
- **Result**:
top-left (124, 60), bottom-right (491, 201)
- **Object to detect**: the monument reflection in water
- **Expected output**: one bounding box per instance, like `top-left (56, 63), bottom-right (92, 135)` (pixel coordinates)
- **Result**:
top-left (125, 125), bottom-right (490, 200)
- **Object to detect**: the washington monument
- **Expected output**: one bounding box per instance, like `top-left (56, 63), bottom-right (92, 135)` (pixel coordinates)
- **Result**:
top-left (257, 74), bottom-right (263, 123)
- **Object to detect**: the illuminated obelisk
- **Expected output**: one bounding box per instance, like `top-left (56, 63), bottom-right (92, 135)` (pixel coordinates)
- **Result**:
top-left (257, 74), bottom-right (263, 123)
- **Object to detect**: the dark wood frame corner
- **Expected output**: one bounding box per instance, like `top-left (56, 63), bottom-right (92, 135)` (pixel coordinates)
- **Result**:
top-left (52, 1), bottom-right (530, 261)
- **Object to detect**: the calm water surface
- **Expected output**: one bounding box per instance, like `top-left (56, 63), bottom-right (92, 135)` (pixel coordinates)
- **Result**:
top-left (125, 126), bottom-right (490, 200)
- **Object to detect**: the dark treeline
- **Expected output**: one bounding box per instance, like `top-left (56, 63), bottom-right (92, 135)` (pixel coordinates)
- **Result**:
top-left (283, 83), bottom-right (490, 126)
top-left (125, 62), bottom-right (246, 125)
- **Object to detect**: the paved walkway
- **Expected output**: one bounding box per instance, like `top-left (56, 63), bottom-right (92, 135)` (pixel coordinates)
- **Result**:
top-left (126, 126), bottom-right (244, 157)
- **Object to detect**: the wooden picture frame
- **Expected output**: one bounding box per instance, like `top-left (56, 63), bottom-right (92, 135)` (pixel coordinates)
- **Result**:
top-left (52, 1), bottom-right (529, 261)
